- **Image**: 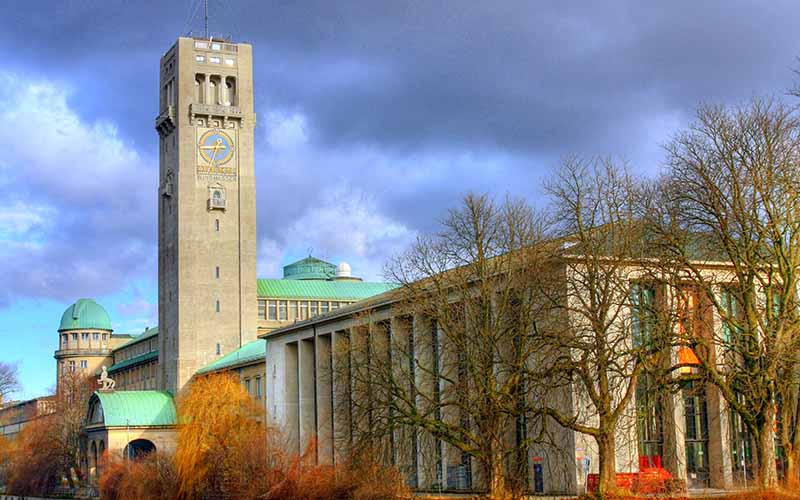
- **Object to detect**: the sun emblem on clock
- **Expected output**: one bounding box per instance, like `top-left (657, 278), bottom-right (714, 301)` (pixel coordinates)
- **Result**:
top-left (198, 129), bottom-right (235, 166)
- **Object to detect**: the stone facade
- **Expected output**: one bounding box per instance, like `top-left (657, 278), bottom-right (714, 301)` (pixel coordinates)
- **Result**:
top-left (157, 37), bottom-right (258, 394)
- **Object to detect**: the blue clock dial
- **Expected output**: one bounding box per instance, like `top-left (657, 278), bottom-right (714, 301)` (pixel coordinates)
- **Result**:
top-left (198, 130), bottom-right (234, 166)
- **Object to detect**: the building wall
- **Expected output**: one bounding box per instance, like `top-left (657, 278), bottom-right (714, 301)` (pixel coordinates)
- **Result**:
top-left (256, 298), bottom-right (357, 335)
top-left (263, 274), bottom-right (746, 495)
top-left (54, 330), bottom-right (132, 393)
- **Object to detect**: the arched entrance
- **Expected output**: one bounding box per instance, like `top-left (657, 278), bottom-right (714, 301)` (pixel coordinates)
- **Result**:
top-left (124, 439), bottom-right (156, 460)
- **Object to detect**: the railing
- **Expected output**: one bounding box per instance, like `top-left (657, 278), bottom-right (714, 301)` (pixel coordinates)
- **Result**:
top-left (208, 197), bottom-right (226, 210)
top-left (54, 348), bottom-right (112, 357)
top-left (190, 102), bottom-right (242, 118)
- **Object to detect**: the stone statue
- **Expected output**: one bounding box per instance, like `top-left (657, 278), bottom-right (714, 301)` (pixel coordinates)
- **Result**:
top-left (98, 366), bottom-right (115, 391)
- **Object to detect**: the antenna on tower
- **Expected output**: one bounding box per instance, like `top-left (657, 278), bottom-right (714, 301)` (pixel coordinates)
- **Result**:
top-left (204, 0), bottom-right (209, 39)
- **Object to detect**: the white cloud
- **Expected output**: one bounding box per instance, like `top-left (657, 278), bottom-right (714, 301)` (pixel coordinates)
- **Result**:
top-left (0, 201), bottom-right (53, 238)
top-left (265, 111), bottom-right (308, 150)
top-left (257, 237), bottom-right (284, 278)
top-left (0, 72), bottom-right (156, 305)
top-left (280, 185), bottom-right (416, 281)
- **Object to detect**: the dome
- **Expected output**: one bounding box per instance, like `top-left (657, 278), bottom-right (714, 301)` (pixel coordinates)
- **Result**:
top-left (59, 299), bottom-right (113, 332)
top-left (282, 256), bottom-right (336, 280)
top-left (335, 262), bottom-right (352, 278)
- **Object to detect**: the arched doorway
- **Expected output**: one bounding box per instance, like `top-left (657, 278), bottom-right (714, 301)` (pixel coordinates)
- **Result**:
top-left (124, 439), bottom-right (156, 460)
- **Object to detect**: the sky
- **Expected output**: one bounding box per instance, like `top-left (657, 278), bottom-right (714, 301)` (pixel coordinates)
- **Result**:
top-left (1, 0), bottom-right (799, 398)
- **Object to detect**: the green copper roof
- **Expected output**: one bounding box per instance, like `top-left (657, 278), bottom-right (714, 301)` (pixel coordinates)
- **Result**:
top-left (257, 279), bottom-right (396, 300)
top-left (118, 326), bottom-right (159, 349)
top-left (59, 299), bottom-right (113, 332)
top-left (107, 350), bottom-right (159, 374)
top-left (283, 256), bottom-right (336, 280)
top-left (196, 340), bottom-right (265, 374)
top-left (91, 391), bottom-right (176, 427)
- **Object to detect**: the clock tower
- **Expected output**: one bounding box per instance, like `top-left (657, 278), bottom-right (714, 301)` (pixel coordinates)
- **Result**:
top-left (155, 37), bottom-right (258, 394)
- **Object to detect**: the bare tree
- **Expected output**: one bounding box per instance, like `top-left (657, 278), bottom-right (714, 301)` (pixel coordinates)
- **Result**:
top-left (340, 194), bottom-right (550, 498)
top-left (533, 157), bottom-right (659, 497)
top-left (654, 99), bottom-right (800, 488)
top-left (0, 362), bottom-right (19, 404)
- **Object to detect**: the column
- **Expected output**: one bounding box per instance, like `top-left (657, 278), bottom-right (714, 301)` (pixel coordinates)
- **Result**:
top-left (299, 337), bottom-right (316, 457)
top-left (316, 333), bottom-right (334, 464)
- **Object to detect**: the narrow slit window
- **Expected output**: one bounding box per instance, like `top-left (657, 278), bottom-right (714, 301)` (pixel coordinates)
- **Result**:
top-left (215, 300), bottom-right (220, 313)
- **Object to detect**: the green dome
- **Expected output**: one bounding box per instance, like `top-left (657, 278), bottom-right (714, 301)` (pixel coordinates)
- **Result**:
top-left (283, 256), bottom-right (336, 280)
top-left (59, 299), bottom-right (113, 332)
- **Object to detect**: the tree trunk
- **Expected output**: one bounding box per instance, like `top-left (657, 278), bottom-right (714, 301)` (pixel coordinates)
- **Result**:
top-left (754, 409), bottom-right (778, 489)
top-left (488, 443), bottom-right (510, 500)
top-left (785, 448), bottom-right (798, 489)
top-left (596, 432), bottom-right (617, 498)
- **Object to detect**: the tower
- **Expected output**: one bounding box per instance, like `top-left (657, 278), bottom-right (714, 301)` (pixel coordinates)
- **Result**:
top-left (155, 37), bottom-right (258, 394)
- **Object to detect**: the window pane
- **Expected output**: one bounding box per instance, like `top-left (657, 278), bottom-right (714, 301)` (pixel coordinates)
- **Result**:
top-left (258, 299), bottom-right (266, 319)
top-left (321, 301), bottom-right (329, 314)
top-left (310, 301), bottom-right (319, 317)
top-left (268, 300), bottom-right (277, 320)
top-left (290, 301), bottom-right (298, 320)
top-left (279, 300), bottom-right (287, 320)
top-left (331, 302), bottom-right (339, 310)
top-left (299, 301), bottom-right (308, 320)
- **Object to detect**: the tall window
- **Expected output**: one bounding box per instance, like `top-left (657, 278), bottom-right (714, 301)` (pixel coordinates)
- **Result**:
top-left (310, 301), bottom-right (319, 317)
top-left (80, 360), bottom-right (88, 370)
top-left (631, 283), bottom-right (657, 347)
top-left (268, 300), bottom-right (277, 320)
top-left (289, 301), bottom-right (298, 320)
top-left (279, 301), bottom-right (288, 321)
top-left (636, 373), bottom-right (664, 467)
top-left (258, 299), bottom-right (266, 319)
top-left (299, 301), bottom-right (308, 320)
top-left (244, 378), bottom-right (251, 394)
top-left (255, 376), bottom-right (262, 398)
top-left (321, 301), bottom-right (329, 314)
top-left (215, 300), bottom-right (220, 313)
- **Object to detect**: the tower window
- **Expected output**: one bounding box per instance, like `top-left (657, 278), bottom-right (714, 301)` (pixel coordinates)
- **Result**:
top-left (69, 360), bottom-right (76, 372)
top-left (215, 300), bottom-right (220, 313)
top-left (216, 343), bottom-right (221, 355)
top-left (215, 266), bottom-right (220, 279)
top-left (268, 300), bottom-right (277, 320)
top-left (80, 360), bottom-right (88, 370)
top-left (195, 55), bottom-right (205, 62)
top-left (195, 74), bottom-right (205, 103)
top-left (215, 219), bottom-right (220, 231)
top-left (224, 58), bottom-right (235, 66)
top-left (209, 56), bottom-right (221, 64)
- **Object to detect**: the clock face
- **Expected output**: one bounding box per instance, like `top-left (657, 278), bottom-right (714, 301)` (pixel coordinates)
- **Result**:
top-left (198, 129), bottom-right (235, 166)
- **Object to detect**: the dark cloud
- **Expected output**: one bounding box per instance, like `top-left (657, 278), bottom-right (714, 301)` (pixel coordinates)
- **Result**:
top-left (1, 0), bottom-right (799, 302)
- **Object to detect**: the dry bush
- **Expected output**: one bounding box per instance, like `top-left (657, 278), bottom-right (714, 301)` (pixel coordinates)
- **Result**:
top-left (100, 373), bottom-right (408, 500)
top-left (3, 416), bottom-right (62, 495)
top-left (263, 444), bottom-right (410, 500)
top-left (99, 453), bottom-right (178, 500)
top-left (175, 372), bottom-right (273, 498)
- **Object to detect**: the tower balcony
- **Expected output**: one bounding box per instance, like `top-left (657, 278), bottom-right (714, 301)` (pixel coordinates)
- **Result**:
top-left (155, 105), bottom-right (176, 137)
top-left (54, 348), bottom-right (113, 359)
top-left (190, 103), bottom-right (242, 120)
